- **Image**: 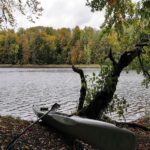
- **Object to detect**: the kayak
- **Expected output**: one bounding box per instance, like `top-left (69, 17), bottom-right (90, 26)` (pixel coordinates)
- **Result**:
top-left (33, 105), bottom-right (136, 150)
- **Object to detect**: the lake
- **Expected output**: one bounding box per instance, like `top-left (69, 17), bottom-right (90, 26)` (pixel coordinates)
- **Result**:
top-left (0, 68), bottom-right (149, 121)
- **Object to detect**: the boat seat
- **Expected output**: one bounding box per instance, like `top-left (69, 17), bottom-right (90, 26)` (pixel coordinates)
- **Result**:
top-left (40, 107), bottom-right (49, 111)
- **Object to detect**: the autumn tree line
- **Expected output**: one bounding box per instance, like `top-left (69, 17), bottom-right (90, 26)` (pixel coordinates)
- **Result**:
top-left (0, 26), bottom-right (149, 67)
top-left (0, 26), bottom-right (102, 65)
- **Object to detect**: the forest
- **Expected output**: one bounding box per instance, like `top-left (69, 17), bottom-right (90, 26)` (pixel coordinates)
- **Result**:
top-left (0, 25), bottom-right (149, 68)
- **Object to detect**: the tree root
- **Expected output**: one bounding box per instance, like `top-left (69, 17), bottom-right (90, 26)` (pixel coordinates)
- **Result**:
top-left (115, 121), bottom-right (150, 131)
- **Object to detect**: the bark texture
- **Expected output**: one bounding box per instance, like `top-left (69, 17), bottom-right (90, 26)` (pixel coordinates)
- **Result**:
top-left (72, 65), bottom-right (87, 111)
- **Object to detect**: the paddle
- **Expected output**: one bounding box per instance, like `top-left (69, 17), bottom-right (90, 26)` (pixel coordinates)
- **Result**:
top-left (7, 103), bottom-right (60, 150)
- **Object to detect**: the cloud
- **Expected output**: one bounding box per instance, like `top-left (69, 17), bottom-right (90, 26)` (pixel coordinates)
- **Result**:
top-left (15, 0), bottom-right (104, 29)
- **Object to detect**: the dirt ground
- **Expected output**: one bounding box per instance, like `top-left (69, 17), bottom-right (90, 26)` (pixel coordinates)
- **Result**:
top-left (0, 116), bottom-right (149, 150)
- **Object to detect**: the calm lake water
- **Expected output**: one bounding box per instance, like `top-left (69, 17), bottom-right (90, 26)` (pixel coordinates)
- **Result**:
top-left (0, 68), bottom-right (149, 121)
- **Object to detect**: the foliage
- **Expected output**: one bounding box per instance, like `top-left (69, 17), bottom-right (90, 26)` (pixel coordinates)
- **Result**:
top-left (0, 29), bottom-right (19, 64)
top-left (85, 65), bottom-right (129, 119)
top-left (77, 0), bottom-right (150, 120)
top-left (0, 0), bottom-right (43, 28)
top-left (107, 94), bottom-right (129, 120)
top-left (0, 25), bottom-right (149, 68)
top-left (86, 0), bottom-right (135, 30)
top-left (86, 0), bottom-right (150, 33)
top-left (0, 26), bottom-right (104, 64)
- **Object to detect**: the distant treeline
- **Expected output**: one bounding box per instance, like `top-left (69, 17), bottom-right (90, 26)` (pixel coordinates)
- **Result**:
top-left (0, 26), bottom-right (103, 64)
top-left (0, 26), bottom-right (149, 67)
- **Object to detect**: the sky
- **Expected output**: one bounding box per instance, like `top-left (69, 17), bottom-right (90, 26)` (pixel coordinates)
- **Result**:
top-left (15, 0), bottom-right (105, 29)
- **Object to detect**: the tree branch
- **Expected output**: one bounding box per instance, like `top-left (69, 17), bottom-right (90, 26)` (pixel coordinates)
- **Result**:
top-left (115, 121), bottom-right (150, 131)
top-left (72, 65), bottom-right (87, 111)
top-left (117, 46), bottom-right (143, 73)
top-left (108, 47), bottom-right (117, 67)
top-left (78, 41), bottom-right (148, 119)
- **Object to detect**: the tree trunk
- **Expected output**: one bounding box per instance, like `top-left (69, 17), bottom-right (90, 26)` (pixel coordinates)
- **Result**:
top-left (72, 65), bottom-right (87, 111)
top-left (78, 43), bottom-right (148, 119)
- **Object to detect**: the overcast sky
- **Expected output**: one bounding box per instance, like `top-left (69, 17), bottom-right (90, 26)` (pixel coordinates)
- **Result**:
top-left (15, 0), bottom-right (105, 29)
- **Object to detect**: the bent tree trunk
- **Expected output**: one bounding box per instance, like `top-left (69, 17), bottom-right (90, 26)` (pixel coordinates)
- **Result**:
top-left (74, 43), bottom-right (149, 120)
top-left (72, 65), bottom-right (87, 111)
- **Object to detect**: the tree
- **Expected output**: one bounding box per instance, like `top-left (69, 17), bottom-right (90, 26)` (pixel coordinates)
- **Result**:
top-left (18, 32), bottom-right (30, 64)
top-left (0, 29), bottom-right (19, 64)
top-left (86, 0), bottom-right (150, 33)
top-left (0, 0), bottom-right (43, 28)
top-left (56, 28), bottom-right (71, 64)
top-left (28, 31), bottom-right (55, 64)
top-left (70, 26), bottom-right (81, 64)
top-left (73, 0), bottom-right (150, 121)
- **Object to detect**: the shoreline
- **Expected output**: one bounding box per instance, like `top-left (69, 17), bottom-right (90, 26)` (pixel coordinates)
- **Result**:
top-left (0, 64), bottom-right (100, 68)
top-left (0, 115), bottom-right (149, 149)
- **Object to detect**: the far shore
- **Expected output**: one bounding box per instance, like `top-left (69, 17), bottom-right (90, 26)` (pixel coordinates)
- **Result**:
top-left (0, 64), bottom-right (100, 68)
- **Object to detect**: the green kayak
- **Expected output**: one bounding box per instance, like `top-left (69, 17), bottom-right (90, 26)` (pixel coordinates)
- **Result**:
top-left (33, 105), bottom-right (136, 150)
